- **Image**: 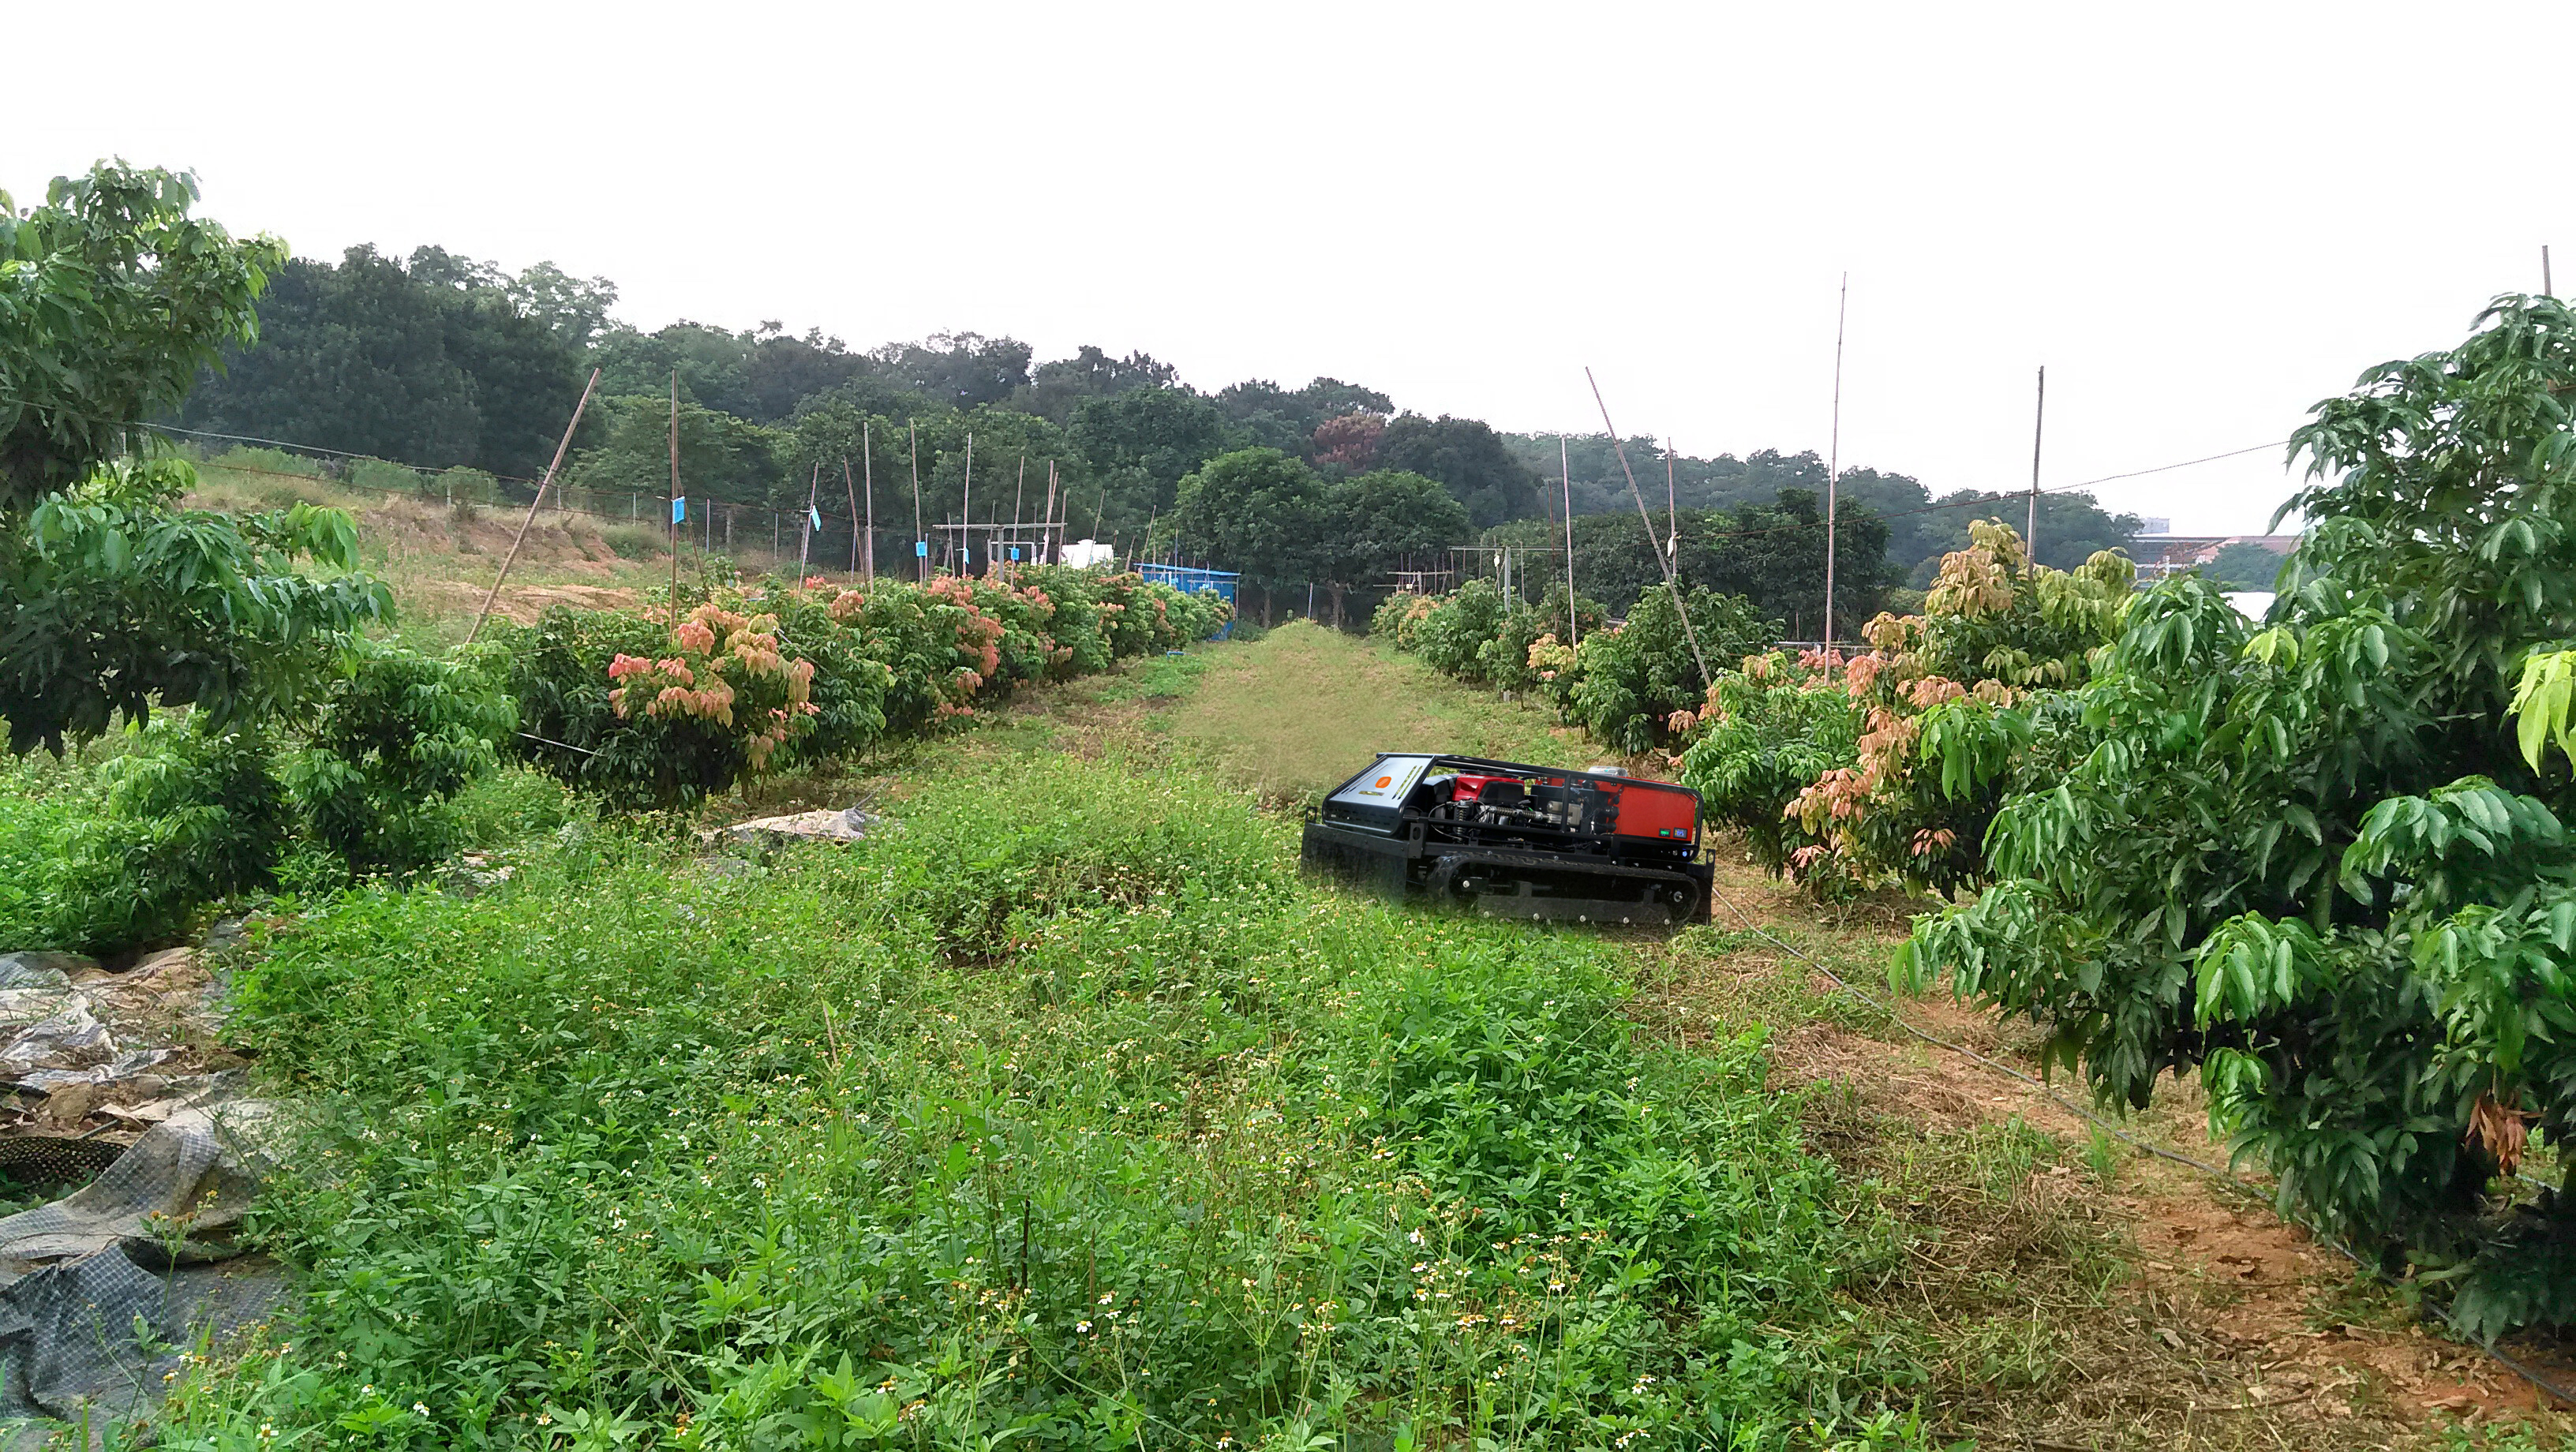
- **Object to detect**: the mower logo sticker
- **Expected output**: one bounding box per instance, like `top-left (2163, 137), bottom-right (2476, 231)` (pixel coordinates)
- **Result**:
top-left (1332, 755), bottom-right (1434, 808)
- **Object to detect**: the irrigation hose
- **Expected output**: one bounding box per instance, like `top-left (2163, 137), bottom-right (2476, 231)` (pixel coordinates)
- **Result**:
top-left (1695, 878), bottom-right (2576, 1411)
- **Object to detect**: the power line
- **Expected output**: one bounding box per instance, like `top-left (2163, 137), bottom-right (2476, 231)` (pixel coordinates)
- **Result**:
top-left (1492, 438), bottom-right (2297, 552)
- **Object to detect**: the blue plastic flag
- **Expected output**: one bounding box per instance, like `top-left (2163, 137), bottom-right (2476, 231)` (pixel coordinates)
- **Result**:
top-left (808, 505), bottom-right (822, 530)
top-left (672, 496), bottom-right (687, 524)
top-left (915, 540), bottom-right (929, 557)
top-left (1009, 546), bottom-right (1022, 561)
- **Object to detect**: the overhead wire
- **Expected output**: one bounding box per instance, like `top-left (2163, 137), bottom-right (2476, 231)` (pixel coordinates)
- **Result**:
top-left (1493, 439), bottom-right (2299, 556)
top-left (1694, 878), bottom-right (2576, 1409)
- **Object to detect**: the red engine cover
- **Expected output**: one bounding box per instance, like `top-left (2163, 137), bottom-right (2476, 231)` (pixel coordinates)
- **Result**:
top-left (1602, 779), bottom-right (1698, 844)
top-left (1447, 773), bottom-right (1698, 846)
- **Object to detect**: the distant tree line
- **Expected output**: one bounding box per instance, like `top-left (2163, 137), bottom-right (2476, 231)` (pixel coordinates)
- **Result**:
top-left (173, 243), bottom-right (2144, 616)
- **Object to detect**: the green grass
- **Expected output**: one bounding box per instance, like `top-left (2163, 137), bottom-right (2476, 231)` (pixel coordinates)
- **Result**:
top-left (1159, 621), bottom-right (1604, 803)
top-left (142, 657), bottom-right (1938, 1451)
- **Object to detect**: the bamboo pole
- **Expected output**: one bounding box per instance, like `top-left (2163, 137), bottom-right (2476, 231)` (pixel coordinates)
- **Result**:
top-left (668, 369), bottom-right (680, 630)
top-left (910, 421), bottom-right (924, 582)
top-left (1825, 271), bottom-right (1848, 648)
top-left (1560, 434), bottom-right (1578, 647)
top-left (1664, 436), bottom-right (1677, 562)
top-left (799, 462), bottom-right (818, 573)
top-left (470, 369), bottom-right (598, 643)
top-left (1041, 460), bottom-right (1059, 564)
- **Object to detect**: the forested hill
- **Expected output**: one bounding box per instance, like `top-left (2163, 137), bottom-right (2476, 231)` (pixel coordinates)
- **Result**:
top-left (175, 242), bottom-right (2140, 589)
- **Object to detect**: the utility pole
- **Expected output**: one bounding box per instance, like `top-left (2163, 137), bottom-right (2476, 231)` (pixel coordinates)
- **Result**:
top-left (1825, 271), bottom-right (1847, 649)
top-left (2028, 365), bottom-right (2046, 559)
top-left (2548, 244), bottom-right (2556, 298)
top-left (860, 425), bottom-right (875, 582)
top-left (1560, 434), bottom-right (1578, 648)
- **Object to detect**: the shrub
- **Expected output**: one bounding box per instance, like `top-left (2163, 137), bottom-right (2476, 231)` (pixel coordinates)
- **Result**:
top-left (1413, 578), bottom-right (1510, 682)
top-left (482, 607), bottom-right (758, 810)
top-left (1677, 653), bottom-right (1866, 872)
top-left (490, 572), bottom-right (1230, 810)
top-left (759, 586), bottom-right (893, 761)
top-left (43, 718), bottom-right (290, 952)
top-left (347, 457), bottom-right (425, 496)
top-left (1568, 586), bottom-right (1776, 753)
top-left (287, 642), bottom-right (515, 875)
top-left (600, 522), bottom-right (664, 560)
top-left (437, 466), bottom-right (498, 503)
top-left (1677, 522), bottom-right (2132, 895)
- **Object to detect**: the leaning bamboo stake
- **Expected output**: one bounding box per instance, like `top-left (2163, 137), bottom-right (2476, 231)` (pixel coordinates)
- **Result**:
top-left (1586, 368), bottom-right (1710, 687)
top-left (470, 369), bottom-right (598, 643)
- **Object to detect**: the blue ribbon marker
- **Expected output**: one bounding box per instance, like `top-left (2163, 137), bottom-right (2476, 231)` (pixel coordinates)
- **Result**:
top-left (672, 496), bottom-right (687, 524)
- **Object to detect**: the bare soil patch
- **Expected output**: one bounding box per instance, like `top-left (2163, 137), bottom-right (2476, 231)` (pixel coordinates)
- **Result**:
top-left (1637, 844), bottom-right (2576, 1449)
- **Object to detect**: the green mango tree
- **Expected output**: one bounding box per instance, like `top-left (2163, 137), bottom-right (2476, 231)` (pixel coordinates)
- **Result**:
top-left (1902, 296), bottom-right (2576, 1334)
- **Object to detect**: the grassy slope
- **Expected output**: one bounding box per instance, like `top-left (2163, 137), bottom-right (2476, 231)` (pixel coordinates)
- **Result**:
top-left (185, 455), bottom-right (809, 654)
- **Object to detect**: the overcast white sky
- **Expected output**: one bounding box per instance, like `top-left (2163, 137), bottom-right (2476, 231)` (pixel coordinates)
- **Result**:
top-left (14, 2), bottom-right (2570, 533)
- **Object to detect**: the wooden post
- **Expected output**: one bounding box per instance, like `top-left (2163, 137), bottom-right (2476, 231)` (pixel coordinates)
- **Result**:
top-left (1586, 367), bottom-right (1710, 687)
top-left (1560, 434), bottom-right (1578, 648)
top-left (1825, 271), bottom-right (1847, 648)
top-left (470, 369), bottom-right (598, 643)
top-left (961, 432), bottom-right (973, 574)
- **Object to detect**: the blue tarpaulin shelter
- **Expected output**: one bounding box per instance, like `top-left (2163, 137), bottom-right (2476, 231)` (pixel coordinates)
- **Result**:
top-left (1133, 563), bottom-right (1241, 639)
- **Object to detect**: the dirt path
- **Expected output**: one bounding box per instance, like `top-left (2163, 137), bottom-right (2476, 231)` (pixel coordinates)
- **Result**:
top-left (1642, 853), bottom-right (2576, 1450)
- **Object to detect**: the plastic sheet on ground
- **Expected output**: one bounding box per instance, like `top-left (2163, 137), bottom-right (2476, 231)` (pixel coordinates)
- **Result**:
top-left (0, 1001), bottom-right (112, 1076)
top-left (0, 1099), bottom-right (285, 1428)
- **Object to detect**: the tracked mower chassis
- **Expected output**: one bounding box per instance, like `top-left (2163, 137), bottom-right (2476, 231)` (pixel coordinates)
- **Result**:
top-left (1301, 754), bottom-right (1713, 926)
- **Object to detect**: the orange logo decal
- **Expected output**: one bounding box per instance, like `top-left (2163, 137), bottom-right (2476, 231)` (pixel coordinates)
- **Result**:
top-left (1374, 775), bottom-right (1394, 788)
